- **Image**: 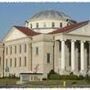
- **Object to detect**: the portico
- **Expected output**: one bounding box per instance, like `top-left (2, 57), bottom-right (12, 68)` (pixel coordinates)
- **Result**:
top-left (54, 38), bottom-right (90, 76)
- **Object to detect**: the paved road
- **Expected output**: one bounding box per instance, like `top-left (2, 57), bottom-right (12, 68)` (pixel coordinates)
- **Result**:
top-left (0, 84), bottom-right (90, 88)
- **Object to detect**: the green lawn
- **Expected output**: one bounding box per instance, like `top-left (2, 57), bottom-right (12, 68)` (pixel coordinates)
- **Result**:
top-left (0, 78), bottom-right (90, 88)
top-left (28, 80), bottom-right (90, 86)
top-left (0, 78), bottom-right (19, 85)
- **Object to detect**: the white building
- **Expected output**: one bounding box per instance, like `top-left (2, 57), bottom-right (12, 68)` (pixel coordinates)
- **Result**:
top-left (0, 10), bottom-right (90, 78)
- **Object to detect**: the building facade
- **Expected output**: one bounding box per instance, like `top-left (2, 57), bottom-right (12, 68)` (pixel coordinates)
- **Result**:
top-left (0, 10), bottom-right (90, 78)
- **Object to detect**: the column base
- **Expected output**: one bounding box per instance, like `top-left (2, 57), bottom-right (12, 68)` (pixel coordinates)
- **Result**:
top-left (87, 70), bottom-right (90, 76)
top-left (80, 70), bottom-right (87, 76)
top-left (60, 70), bottom-right (70, 75)
top-left (71, 71), bottom-right (80, 76)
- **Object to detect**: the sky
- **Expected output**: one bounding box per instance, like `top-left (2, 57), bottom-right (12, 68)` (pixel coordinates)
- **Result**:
top-left (0, 3), bottom-right (90, 40)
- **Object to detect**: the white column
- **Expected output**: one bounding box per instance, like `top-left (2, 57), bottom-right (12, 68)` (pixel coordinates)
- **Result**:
top-left (71, 40), bottom-right (75, 72)
top-left (61, 40), bottom-right (65, 71)
top-left (80, 41), bottom-right (85, 73)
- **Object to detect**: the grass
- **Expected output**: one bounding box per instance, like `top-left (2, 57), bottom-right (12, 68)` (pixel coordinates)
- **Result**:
top-left (28, 80), bottom-right (90, 86)
top-left (0, 78), bottom-right (19, 85)
top-left (0, 78), bottom-right (90, 88)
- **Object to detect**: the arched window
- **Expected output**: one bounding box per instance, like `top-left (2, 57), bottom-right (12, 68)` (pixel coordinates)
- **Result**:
top-left (36, 23), bottom-right (39, 28)
top-left (52, 22), bottom-right (55, 28)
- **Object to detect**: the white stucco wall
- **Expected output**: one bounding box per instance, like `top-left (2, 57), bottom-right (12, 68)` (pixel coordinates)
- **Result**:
top-left (4, 37), bottom-right (32, 77)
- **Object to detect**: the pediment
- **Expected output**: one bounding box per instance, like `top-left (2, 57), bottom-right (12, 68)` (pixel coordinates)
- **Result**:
top-left (67, 22), bottom-right (90, 36)
top-left (3, 27), bottom-right (27, 42)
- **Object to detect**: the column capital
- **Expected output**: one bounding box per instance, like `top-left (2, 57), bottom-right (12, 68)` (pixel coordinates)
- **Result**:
top-left (71, 40), bottom-right (76, 42)
top-left (60, 39), bottom-right (66, 42)
top-left (80, 40), bottom-right (86, 43)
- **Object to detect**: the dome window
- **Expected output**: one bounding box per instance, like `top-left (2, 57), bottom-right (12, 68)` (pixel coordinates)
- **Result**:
top-left (30, 24), bottom-right (32, 28)
top-left (36, 23), bottom-right (39, 28)
top-left (60, 23), bottom-right (62, 28)
top-left (44, 23), bottom-right (46, 28)
top-left (52, 22), bottom-right (55, 28)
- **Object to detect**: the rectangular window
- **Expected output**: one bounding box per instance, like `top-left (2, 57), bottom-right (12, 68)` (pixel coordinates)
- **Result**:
top-left (24, 56), bottom-right (27, 66)
top-left (36, 23), bottom-right (39, 28)
top-left (36, 47), bottom-right (39, 55)
top-left (14, 58), bottom-right (16, 67)
top-left (24, 44), bottom-right (27, 53)
top-left (19, 57), bottom-right (21, 67)
top-left (15, 46), bottom-right (17, 54)
top-left (6, 47), bottom-right (8, 55)
top-left (52, 22), bottom-right (55, 28)
top-left (47, 53), bottom-right (50, 63)
top-left (19, 45), bottom-right (21, 53)
top-left (30, 24), bottom-right (32, 28)
top-left (6, 59), bottom-right (8, 67)
top-left (60, 23), bottom-right (62, 28)
top-left (10, 58), bottom-right (12, 67)
top-left (10, 46), bottom-right (12, 54)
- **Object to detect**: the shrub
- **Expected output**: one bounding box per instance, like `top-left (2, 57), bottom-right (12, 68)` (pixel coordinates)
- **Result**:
top-left (42, 78), bottom-right (47, 80)
top-left (71, 81), bottom-right (77, 85)
top-left (78, 75), bottom-right (84, 80)
top-left (48, 74), bottom-right (60, 80)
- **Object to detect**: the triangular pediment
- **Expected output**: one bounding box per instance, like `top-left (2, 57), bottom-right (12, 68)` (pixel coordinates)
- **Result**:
top-left (67, 22), bottom-right (90, 36)
top-left (3, 27), bottom-right (27, 42)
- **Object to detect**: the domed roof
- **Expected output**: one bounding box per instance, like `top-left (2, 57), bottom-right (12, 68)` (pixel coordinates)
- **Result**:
top-left (28, 10), bottom-right (71, 21)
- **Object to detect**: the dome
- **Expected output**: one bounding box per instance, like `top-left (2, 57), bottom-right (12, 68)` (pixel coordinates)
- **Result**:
top-left (28, 10), bottom-right (71, 22)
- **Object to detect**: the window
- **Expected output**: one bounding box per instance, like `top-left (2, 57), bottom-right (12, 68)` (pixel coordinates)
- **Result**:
top-left (52, 22), bottom-right (55, 28)
top-left (24, 56), bottom-right (27, 66)
top-left (44, 23), bottom-right (46, 28)
top-left (36, 23), bottom-right (39, 28)
top-left (36, 47), bottom-right (39, 55)
top-left (6, 47), bottom-right (8, 55)
top-left (19, 45), bottom-right (21, 53)
top-left (15, 46), bottom-right (17, 54)
top-left (59, 42), bottom-right (61, 51)
top-left (0, 57), bottom-right (1, 65)
top-left (19, 57), bottom-right (21, 67)
top-left (10, 58), bottom-right (12, 67)
top-left (10, 46), bottom-right (12, 54)
top-left (30, 24), bottom-right (32, 28)
top-left (47, 53), bottom-right (50, 63)
top-left (60, 23), bottom-right (62, 28)
top-left (14, 58), bottom-right (17, 67)
top-left (6, 59), bottom-right (8, 67)
top-left (24, 44), bottom-right (27, 53)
